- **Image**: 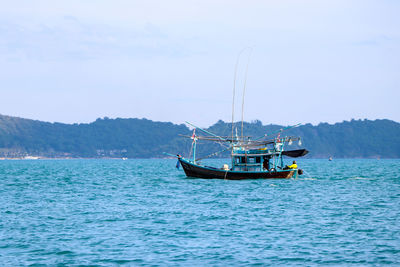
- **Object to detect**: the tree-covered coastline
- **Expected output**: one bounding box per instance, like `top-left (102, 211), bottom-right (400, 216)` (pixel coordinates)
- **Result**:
top-left (0, 114), bottom-right (399, 159)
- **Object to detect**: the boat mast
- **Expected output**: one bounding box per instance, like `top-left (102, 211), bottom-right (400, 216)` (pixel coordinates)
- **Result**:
top-left (191, 128), bottom-right (197, 163)
top-left (193, 136), bottom-right (196, 163)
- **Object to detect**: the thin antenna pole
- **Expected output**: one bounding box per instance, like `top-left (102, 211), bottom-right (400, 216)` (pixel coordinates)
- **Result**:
top-left (231, 59), bottom-right (238, 144)
top-left (241, 48), bottom-right (252, 143)
top-left (232, 48), bottom-right (247, 149)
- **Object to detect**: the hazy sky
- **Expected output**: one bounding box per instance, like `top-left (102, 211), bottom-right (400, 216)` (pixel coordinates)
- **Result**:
top-left (1, 0), bottom-right (399, 127)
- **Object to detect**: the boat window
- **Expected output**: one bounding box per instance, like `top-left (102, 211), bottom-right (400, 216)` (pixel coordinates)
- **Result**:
top-left (240, 157), bottom-right (247, 164)
top-left (256, 157), bottom-right (261, 163)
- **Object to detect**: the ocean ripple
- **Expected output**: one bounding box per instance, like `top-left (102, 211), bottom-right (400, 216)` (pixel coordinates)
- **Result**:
top-left (0, 159), bottom-right (399, 265)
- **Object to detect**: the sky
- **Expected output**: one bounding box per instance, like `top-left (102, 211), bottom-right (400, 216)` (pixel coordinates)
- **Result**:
top-left (0, 0), bottom-right (399, 127)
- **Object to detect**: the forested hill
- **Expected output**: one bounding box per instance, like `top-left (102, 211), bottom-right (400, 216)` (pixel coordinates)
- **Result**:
top-left (207, 119), bottom-right (400, 158)
top-left (0, 114), bottom-right (399, 158)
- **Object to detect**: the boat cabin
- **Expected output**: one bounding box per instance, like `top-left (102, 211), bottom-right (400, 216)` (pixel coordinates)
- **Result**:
top-left (231, 149), bottom-right (281, 172)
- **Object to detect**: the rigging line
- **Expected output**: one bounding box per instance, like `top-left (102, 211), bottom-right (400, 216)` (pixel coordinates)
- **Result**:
top-left (241, 48), bottom-right (253, 143)
top-left (253, 123), bottom-right (302, 141)
top-left (196, 147), bottom-right (231, 161)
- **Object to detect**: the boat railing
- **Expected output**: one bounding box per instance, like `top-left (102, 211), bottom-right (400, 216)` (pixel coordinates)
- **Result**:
top-left (234, 163), bottom-right (261, 167)
top-left (232, 152), bottom-right (280, 157)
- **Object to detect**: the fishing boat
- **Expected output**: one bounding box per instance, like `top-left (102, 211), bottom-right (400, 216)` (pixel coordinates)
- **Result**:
top-left (171, 122), bottom-right (308, 180)
top-left (171, 50), bottom-right (308, 179)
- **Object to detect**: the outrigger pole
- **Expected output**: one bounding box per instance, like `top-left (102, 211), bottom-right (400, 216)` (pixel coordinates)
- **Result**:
top-left (184, 121), bottom-right (230, 145)
top-left (163, 152), bottom-right (179, 158)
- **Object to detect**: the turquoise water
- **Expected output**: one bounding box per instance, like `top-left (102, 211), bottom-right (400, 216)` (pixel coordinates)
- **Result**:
top-left (0, 159), bottom-right (399, 266)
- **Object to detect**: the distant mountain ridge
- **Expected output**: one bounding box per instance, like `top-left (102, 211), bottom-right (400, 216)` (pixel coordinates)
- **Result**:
top-left (0, 114), bottom-right (399, 158)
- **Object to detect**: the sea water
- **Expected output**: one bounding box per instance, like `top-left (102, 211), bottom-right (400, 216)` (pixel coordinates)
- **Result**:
top-left (0, 159), bottom-right (399, 266)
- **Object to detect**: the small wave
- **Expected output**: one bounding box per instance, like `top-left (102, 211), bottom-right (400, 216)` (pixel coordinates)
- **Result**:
top-left (348, 177), bottom-right (371, 180)
top-left (56, 250), bottom-right (74, 255)
top-left (96, 258), bottom-right (144, 264)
